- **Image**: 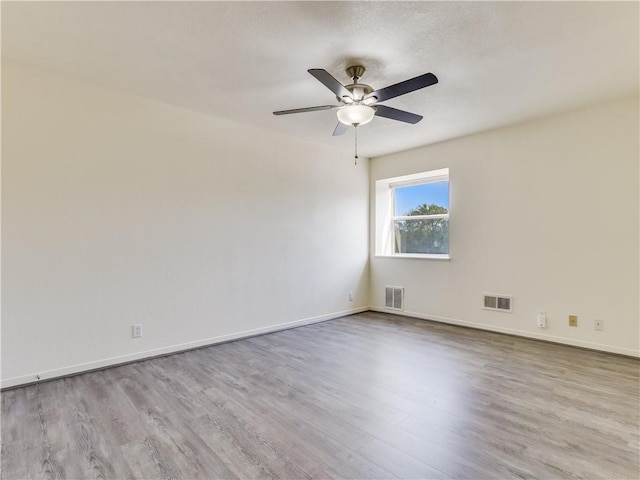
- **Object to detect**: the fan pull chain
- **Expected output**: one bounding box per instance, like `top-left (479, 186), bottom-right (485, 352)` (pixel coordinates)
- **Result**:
top-left (354, 125), bottom-right (358, 165)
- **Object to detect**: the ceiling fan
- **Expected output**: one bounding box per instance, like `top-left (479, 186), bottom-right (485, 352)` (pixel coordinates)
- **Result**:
top-left (273, 65), bottom-right (438, 137)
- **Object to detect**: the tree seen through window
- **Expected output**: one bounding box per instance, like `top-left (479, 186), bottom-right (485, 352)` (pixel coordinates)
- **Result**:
top-left (393, 181), bottom-right (449, 255)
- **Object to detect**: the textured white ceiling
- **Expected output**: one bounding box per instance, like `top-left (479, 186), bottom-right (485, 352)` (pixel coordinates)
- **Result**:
top-left (2, 1), bottom-right (638, 158)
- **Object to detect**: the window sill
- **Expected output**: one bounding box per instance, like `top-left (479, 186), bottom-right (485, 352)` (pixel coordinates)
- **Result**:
top-left (374, 254), bottom-right (451, 261)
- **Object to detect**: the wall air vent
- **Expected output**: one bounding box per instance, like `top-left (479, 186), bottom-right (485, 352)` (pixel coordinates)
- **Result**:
top-left (483, 293), bottom-right (513, 312)
top-left (385, 286), bottom-right (404, 310)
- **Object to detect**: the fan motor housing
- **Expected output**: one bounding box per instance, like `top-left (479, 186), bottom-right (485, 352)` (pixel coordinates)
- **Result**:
top-left (337, 83), bottom-right (374, 102)
top-left (334, 65), bottom-right (374, 102)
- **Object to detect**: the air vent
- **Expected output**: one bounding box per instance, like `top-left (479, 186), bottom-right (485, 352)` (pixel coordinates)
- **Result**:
top-left (385, 286), bottom-right (404, 310)
top-left (483, 293), bottom-right (513, 312)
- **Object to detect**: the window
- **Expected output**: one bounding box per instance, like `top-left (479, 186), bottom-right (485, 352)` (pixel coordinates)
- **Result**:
top-left (375, 168), bottom-right (450, 259)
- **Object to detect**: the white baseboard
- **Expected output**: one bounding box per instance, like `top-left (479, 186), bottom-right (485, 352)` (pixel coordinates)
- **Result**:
top-left (369, 307), bottom-right (640, 358)
top-left (4, 305), bottom-right (636, 389)
top-left (1, 306), bottom-right (369, 389)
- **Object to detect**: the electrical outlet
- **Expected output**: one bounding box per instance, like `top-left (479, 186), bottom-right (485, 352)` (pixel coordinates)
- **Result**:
top-left (132, 324), bottom-right (143, 338)
top-left (537, 310), bottom-right (547, 328)
top-left (349, 291), bottom-right (353, 302)
top-left (594, 319), bottom-right (603, 331)
top-left (569, 315), bottom-right (578, 327)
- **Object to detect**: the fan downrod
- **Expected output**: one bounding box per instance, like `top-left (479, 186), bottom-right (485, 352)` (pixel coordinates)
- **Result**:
top-left (342, 66), bottom-right (373, 100)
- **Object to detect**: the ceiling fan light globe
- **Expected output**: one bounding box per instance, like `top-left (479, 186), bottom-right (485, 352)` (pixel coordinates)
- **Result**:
top-left (337, 105), bottom-right (375, 126)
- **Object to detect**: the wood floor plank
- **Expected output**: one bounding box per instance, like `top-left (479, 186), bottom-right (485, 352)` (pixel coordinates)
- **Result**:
top-left (357, 438), bottom-right (452, 479)
top-left (1, 389), bottom-right (32, 478)
top-left (2, 312), bottom-right (638, 479)
top-left (199, 372), bottom-right (393, 479)
top-left (56, 375), bottom-right (136, 479)
top-left (117, 363), bottom-right (239, 479)
top-left (240, 336), bottom-right (421, 424)
top-left (194, 391), bottom-right (314, 479)
top-left (25, 382), bottom-right (74, 479)
top-left (77, 368), bottom-right (153, 448)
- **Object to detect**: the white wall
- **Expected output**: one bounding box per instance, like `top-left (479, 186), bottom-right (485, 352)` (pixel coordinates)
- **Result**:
top-left (1, 64), bottom-right (370, 387)
top-left (2, 64), bottom-right (637, 390)
top-left (370, 97), bottom-right (639, 356)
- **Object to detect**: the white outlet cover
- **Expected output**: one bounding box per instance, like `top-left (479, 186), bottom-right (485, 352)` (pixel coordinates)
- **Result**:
top-left (132, 324), bottom-right (142, 338)
top-left (537, 310), bottom-right (547, 328)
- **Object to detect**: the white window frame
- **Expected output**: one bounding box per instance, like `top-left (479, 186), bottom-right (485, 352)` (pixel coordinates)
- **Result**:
top-left (375, 168), bottom-right (450, 260)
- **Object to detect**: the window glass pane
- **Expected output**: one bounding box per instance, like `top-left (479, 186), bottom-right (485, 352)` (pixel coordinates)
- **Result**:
top-left (394, 218), bottom-right (449, 254)
top-left (394, 181), bottom-right (449, 216)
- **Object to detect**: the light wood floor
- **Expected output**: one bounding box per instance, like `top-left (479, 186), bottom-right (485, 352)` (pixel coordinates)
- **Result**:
top-left (2, 312), bottom-right (639, 479)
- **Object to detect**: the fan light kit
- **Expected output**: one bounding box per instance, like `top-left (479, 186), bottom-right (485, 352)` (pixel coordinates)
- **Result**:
top-left (274, 65), bottom-right (439, 161)
top-left (337, 104), bottom-right (375, 126)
